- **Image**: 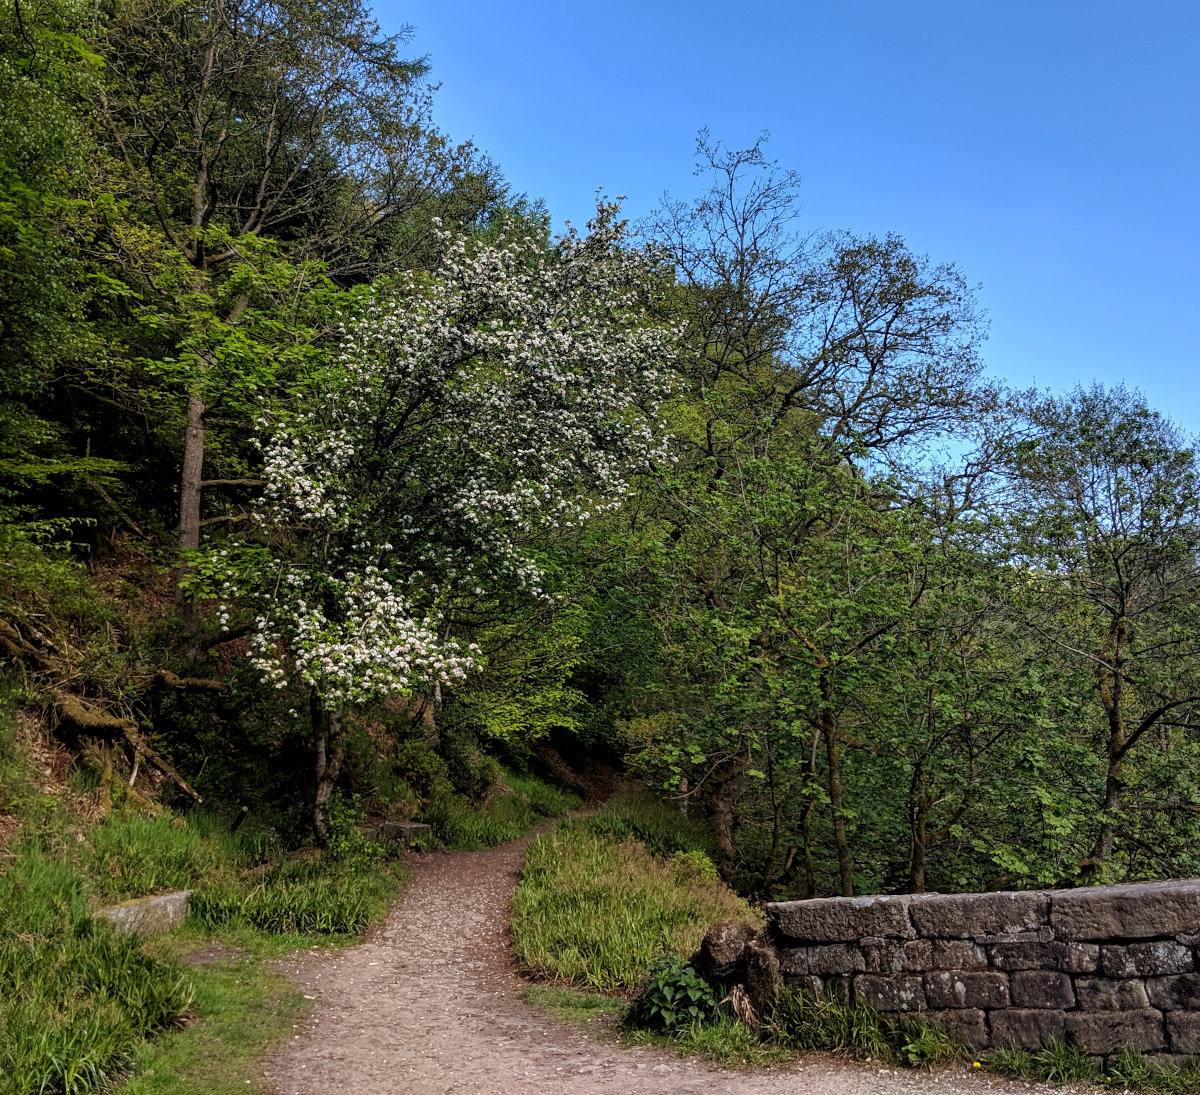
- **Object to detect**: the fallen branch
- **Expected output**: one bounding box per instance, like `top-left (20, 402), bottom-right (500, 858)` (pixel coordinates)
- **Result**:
top-left (155, 669), bottom-right (229, 693)
top-left (54, 693), bottom-right (203, 802)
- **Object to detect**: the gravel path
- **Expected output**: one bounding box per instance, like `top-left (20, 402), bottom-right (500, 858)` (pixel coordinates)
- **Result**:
top-left (268, 836), bottom-right (1089, 1095)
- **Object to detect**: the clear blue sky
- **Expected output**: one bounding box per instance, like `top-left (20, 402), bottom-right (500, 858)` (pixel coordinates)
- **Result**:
top-left (385, 1), bottom-right (1199, 432)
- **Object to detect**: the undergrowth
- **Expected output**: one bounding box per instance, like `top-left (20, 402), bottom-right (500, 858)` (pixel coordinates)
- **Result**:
top-left (420, 768), bottom-right (580, 850)
top-left (510, 792), bottom-right (756, 990)
top-left (0, 843), bottom-right (193, 1095)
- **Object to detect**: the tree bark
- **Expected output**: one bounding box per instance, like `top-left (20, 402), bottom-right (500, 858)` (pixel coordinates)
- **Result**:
top-left (177, 392), bottom-right (206, 628)
top-left (822, 705), bottom-right (854, 897)
top-left (312, 695), bottom-right (346, 844)
top-left (1083, 618), bottom-right (1127, 879)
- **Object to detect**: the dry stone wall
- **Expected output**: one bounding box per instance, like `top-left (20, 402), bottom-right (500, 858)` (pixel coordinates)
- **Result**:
top-left (766, 880), bottom-right (1200, 1064)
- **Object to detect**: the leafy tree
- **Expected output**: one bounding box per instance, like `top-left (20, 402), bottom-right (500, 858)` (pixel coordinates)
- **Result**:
top-left (1004, 385), bottom-right (1200, 880)
top-left (220, 207), bottom-right (676, 838)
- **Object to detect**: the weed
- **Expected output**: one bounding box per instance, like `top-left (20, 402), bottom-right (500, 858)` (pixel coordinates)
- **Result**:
top-left (1103, 1046), bottom-right (1200, 1092)
top-left (896, 1014), bottom-right (964, 1067)
top-left (985, 1038), bottom-right (1098, 1084)
top-left (627, 955), bottom-right (718, 1031)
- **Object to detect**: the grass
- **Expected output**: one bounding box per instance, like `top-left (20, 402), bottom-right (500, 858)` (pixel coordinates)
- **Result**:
top-left (0, 790), bottom-right (403, 1095)
top-left (511, 796), bottom-right (757, 990)
top-left (519, 987), bottom-right (621, 1026)
top-left (0, 843), bottom-right (194, 1095)
top-left (420, 768), bottom-right (581, 850)
top-left (985, 1041), bottom-right (1200, 1091)
top-left (114, 940), bottom-right (311, 1095)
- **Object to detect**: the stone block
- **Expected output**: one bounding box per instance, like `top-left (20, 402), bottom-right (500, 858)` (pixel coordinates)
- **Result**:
top-left (923, 970), bottom-right (1010, 1009)
top-left (768, 894), bottom-right (915, 943)
top-left (1011, 970), bottom-right (1076, 1009)
top-left (1146, 974), bottom-right (1200, 1011)
top-left (692, 920), bottom-right (757, 980)
top-left (973, 927), bottom-right (1055, 945)
top-left (825, 975), bottom-right (853, 1006)
top-left (862, 940), bottom-right (908, 973)
top-left (1166, 1011), bottom-right (1200, 1054)
top-left (909, 890), bottom-right (1050, 939)
top-left (1064, 1010), bottom-right (1165, 1054)
top-left (806, 943), bottom-right (867, 975)
top-left (989, 1008), bottom-right (1069, 1049)
top-left (95, 889), bottom-right (191, 936)
top-left (988, 940), bottom-right (1100, 973)
top-left (369, 820), bottom-right (431, 845)
top-left (902, 939), bottom-right (988, 971)
top-left (778, 947), bottom-right (810, 976)
top-left (781, 973), bottom-right (824, 1000)
top-left (853, 974), bottom-right (925, 1011)
top-left (1075, 977), bottom-right (1150, 1011)
top-left (1101, 942), bottom-right (1194, 978)
top-left (927, 1008), bottom-right (989, 1049)
top-left (746, 940), bottom-right (781, 1009)
top-left (1050, 880), bottom-right (1200, 941)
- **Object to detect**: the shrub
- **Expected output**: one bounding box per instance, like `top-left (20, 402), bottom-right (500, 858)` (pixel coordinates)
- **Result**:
top-left (627, 955), bottom-right (718, 1031)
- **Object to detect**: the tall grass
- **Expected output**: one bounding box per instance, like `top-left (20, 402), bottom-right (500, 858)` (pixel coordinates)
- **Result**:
top-left (421, 769), bottom-right (581, 850)
top-left (511, 797), bottom-right (757, 990)
top-left (0, 844), bottom-right (193, 1095)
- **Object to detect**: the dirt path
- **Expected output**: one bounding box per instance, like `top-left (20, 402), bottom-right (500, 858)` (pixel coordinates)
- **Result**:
top-left (268, 837), bottom-right (1084, 1095)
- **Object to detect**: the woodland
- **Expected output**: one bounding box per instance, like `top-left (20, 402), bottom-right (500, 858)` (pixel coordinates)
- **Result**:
top-left (5, 0), bottom-right (1200, 900)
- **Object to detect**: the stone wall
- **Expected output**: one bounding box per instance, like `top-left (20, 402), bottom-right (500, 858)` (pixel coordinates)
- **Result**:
top-left (766, 880), bottom-right (1200, 1064)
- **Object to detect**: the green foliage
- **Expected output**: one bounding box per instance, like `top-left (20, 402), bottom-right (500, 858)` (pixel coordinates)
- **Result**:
top-left (420, 769), bottom-right (580, 851)
top-left (766, 990), bottom-right (893, 1060)
top-left (511, 800), bottom-right (757, 990)
top-left (0, 844), bottom-right (193, 1095)
top-left (985, 1039), bottom-right (1098, 1085)
top-left (627, 955), bottom-right (718, 1032)
top-left (895, 1015), bottom-right (965, 1068)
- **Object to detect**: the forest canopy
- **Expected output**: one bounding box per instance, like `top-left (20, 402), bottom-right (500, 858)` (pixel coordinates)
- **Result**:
top-left (3, 0), bottom-right (1200, 900)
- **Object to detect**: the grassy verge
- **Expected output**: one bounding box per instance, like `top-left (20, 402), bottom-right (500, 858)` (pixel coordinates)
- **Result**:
top-left (116, 953), bottom-right (306, 1095)
top-left (511, 793), bottom-right (757, 990)
top-left (0, 795), bottom-right (404, 1095)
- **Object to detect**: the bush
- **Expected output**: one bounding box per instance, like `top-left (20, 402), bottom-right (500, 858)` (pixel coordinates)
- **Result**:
top-left (511, 816), bottom-right (757, 990)
top-left (627, 955), bottom-right (718, 1031)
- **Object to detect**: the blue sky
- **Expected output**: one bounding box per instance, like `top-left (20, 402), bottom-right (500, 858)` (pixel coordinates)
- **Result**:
top-left (385, 1), bottom-right (1199, 432)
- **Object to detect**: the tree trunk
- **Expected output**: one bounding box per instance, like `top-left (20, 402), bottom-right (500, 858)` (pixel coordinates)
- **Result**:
top-left (312, 693), bottom-right (346, 844)
top-left (1083, 619), bottom-right (1127, 879)
top-left (822, 707), bottom-right (854, 897)
top-left (177, 392), bottom-right (206, 629)
top-left (908, 775), bottom-right (930, 894)
top-left (706, 756), bottom-right (747, 860)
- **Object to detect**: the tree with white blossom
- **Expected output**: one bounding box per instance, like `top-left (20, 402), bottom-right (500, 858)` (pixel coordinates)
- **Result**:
top-left (233, 204), bottom-right (676, 839)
